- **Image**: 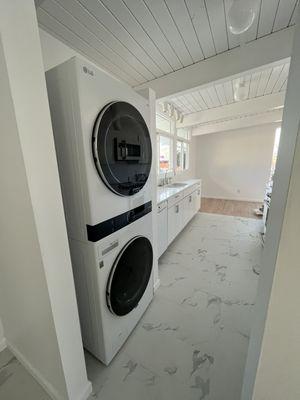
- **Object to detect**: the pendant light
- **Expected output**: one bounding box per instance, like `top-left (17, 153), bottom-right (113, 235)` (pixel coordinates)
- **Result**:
top-left (228, 0), bottom-right (256, 35)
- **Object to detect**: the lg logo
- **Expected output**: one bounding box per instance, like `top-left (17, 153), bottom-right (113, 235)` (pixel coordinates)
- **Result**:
top-left (83, 66), bottom-right (94, 76)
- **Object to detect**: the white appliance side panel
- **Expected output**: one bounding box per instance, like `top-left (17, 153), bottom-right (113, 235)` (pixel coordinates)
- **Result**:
top-left (68, 239), bottom-right (106, 359)
top-left (46, 60), bottom-right (90, 242)
top-left (74, 58), bottom-right (153, 226)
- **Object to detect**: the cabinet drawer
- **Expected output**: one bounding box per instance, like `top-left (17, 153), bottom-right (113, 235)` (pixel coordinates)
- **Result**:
top-left (167, 192), bottom-right (184, 208)
top-left (183, 184), bottom-right (197, 198)
top-left (157, 200), bottom-right (167, 213)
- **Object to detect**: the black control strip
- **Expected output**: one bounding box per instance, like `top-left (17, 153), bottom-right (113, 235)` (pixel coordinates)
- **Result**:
top-left (86, 201), bottom-right (152, 242)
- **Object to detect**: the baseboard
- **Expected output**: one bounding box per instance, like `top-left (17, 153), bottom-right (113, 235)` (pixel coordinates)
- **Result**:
top-left (154, 279), bottom-right (160, 292)
top-left (0, 337), bottom-right (6, 352)
top-left (202, 196), bottom-right (263, 203)
top-left (7, 340), bottom-right (92, 400)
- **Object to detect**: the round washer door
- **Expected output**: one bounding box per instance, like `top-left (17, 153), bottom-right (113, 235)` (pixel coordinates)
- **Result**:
top-left (92, 101), bottom-right (152, 197)
top-left (107, 236), bottom-right (153, 316)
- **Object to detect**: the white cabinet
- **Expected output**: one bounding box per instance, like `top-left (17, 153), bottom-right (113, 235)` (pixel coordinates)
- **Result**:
top-left (157, 180), bottom-right (202, 250)
top-left (157, 202), bottom-right (168, 257)
top-left (168, 201), bottom-right (183, 245)
top-left (194, 185), bottom-right (202, 213)
top-left (183, 193), bottom-right (194, 226)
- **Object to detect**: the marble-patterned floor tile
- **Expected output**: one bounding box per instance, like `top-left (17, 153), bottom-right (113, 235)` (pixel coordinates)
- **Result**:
top-left (0, 212), bottom-right (262, 400)
top-left (86, 212), bottom-right (263, 400)
top-left (0, 348), bottom-right (51, 400)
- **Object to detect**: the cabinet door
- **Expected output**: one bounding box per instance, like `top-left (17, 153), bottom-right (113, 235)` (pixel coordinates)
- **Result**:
top-left (194, 187), bottom-right (201, 213)
top-left (168, 202), bottom-right (183, 245)
top-left (182, 195), bottom-right (190, 227)
top-left (158, 208), bottom-right (168, 257)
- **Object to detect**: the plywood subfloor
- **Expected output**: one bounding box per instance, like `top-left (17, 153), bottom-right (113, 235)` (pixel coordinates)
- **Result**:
top-left (201, 198), bottom-right (263, 219)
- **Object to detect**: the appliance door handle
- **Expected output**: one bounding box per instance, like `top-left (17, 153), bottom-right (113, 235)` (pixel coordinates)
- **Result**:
top-left (175, 205), bottom-right (179, 213)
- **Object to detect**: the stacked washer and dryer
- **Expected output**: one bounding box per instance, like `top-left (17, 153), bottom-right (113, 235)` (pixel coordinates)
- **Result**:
top-left (46, 57), bottom-right (155, 365)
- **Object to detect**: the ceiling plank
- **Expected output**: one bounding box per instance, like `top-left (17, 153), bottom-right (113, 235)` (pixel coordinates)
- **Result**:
top-left (123, 0), bottom-right (183, 71)
top-left (205, 0), bottom-right (229, 53)
top-left (290, 0), bottom-right (299, 25)
top-left (215, 83), bottom-right (227, 106)
top-left (257, 0), bottom-right (280, 38)
top-left (100, 0), bottom-right (172, 74)
top-left (185, 0), bottom-right (216, 58)
top-left (41, 0), bottom-right (145, 84)
top-left (273, 0), bottom-right (298, 31)
top-left (256, 67), bottom-right (272, 96)
top-left (224, 81), bottom-right (234, 103)
top-left (249, 71), bottom-right (261, 98)
top-left (264, 64), bottom-right (284, 95)
top-left (135, 26), bottom-right (294, 99)
top-left (143, 0), bottom-right (193, 67)
top-left (37, 8), bottom-right (137, 85)
top-left (58, 0), bottom-right (153, 81)
top-left (164, 0), bottom-right (204, 63)
top-left (78, 0), bottom-right (162, 77)
top-left (273, 63), bottom-right (290, 92)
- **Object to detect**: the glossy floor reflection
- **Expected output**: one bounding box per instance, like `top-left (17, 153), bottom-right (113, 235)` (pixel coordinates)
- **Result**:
top-left (86, 212), bottom-right (263, 400)
top-left (0, 213), bottom-right (262, 400)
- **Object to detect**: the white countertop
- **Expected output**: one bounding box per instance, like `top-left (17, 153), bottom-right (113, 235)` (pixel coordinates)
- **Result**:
top-left (157, 179), bottom-right (201, 205)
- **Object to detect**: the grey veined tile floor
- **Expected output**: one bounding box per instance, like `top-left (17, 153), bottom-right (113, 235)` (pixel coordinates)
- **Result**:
top-left (86, 213), bottom-right (263, 400)
top-left (0, 213), bottom-right (262, 400)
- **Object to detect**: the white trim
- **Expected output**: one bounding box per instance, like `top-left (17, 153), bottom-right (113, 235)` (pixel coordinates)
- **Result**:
top-left (0, 337), bottom-right (6, 352)
top-left (154, 279), bottom-right (160, 292)
top-left (201, 196), bottom-right (263, 203)
top-left (6, 341), bottom-right (92, 400)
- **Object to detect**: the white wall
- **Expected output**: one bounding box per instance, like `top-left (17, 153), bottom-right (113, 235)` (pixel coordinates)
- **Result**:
top-left (0, 2), bottom-right (90, 399)
top-left (241, 9), bottom-right (300, 400)
top-left (195, 124), bottom-right (278, 202)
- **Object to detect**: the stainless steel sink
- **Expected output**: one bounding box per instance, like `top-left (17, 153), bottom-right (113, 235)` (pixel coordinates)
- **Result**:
top-left (167, 182), bottom-right (188, 188)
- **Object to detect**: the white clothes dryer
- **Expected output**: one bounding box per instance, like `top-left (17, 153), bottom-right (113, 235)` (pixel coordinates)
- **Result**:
top-left (46, 57), bottom-right (153, 243)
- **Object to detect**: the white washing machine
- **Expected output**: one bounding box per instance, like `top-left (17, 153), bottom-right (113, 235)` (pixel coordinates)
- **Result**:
top-left (46, 57), bottom-right (155, 364)
top-left (46, 57), bottom-right (153, 243)
top-left (69, 213), bottom-right (153, 365)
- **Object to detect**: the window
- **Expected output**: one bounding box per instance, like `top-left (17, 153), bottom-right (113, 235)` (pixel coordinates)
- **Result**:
top-left (156, 113), bottom-right (191, 176)
top-left (156, 113), bottom-right (173, 135)
top-left (176, 141), bottom-right (189, 172)
top-left (159, 135), bottom-right (173, 172)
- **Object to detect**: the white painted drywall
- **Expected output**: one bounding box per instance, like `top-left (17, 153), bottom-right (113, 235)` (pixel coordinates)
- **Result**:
top-left (195, 124), bottom-right (277, 202)
top-left (241, 8), bottom-right (300, 400)
top-left (0, 2), bottom-right (91, 400)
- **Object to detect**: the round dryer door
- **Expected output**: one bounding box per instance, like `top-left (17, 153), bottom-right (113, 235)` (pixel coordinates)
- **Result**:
top-left (107, 236), bottom-right (153, 316)
top-left (92, 101), bottom-right (152, 196)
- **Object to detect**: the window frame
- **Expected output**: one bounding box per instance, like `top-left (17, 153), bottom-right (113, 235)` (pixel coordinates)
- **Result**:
top-left (156, 112), bottom-right (191, 177)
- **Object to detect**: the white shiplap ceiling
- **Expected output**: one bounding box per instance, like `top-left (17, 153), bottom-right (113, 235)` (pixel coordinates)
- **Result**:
top-left (166, 60), bottom-right (290, 114)
top-left (36, 0), bottom-right (298, 87)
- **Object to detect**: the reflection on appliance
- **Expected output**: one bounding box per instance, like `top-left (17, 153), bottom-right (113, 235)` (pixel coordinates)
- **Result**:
top-left (92, 101), bottom-right (152, 197)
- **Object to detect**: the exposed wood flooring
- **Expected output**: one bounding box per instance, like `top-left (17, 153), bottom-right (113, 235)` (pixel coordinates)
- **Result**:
top-left (200, 198), bottom-right (263, 219)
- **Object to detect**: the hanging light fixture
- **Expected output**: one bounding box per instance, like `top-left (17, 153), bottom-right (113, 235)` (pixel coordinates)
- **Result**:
top-left (233, 77), bottom-right (248, 101)
top-left (227, 0), bottom-right (256, 35)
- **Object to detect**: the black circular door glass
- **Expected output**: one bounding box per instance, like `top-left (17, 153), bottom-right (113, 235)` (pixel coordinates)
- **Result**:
top-left (107, 236), bottom-right (153, 316)
top-left (92, 101), bottom-right (152, 196)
